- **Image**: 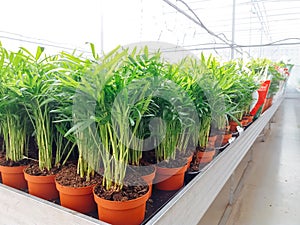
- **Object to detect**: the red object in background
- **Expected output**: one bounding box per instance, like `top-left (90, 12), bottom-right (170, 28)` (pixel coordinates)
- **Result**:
top-left (250, 80), bottom-right (271, 116)
top-left (284, 68), bottom-right (290, 76)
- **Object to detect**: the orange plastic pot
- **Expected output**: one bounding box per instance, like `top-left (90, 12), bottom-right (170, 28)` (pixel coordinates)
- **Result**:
top-left (0, 165), bottom-right (27, 190)
top-left (262, 102), bottom-right (267, 113)
top-left (24, 172), bottom-right (58, 200)
top-left (208, 135), bottom-right (217, 147)
top-left (249, 115), bottom-right (254, 122)
top-left (215, 134), bottom-right (224, 147)
top-left (268, 97), bottom-right (273, 108)
top-left (196, 150), bottom-right (215, 158)
top-left (243, 115), bottom-right (254, 125)
top-left (94, 186), bottom-right (149, 225)
top-left (267, 97), bottom-right (273, 110)
top-left (198, 157), bottom-right (213, 163)
top-left (222, 133), bottom-right (232, 145)
top-left (262, 97), bottom-right (273, 113)
top-left (186, 153), bottom-right (193, 168)
top-left (141, 166), bottom-right (156, 199)
top-left (229, 121), bottom-right (239, 132)
top-left (55, 181), bottom-right (96, 213)
top-left (154, 164), bottom-right (188, 191)
top-left (196, 149), bottom-right (216, 163)
top-left (241, 119), bottom-right (248, 126)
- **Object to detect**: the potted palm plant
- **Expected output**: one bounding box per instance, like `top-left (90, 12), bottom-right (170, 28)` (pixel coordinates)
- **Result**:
top-left (137, 55), bottom-right (199, 191)
top-left (0, 47), bottom-right (30, 190)
top-left (224, 59), bottom-right (259, 131)
top-left (53, 47), bottom-right (104, 213)
top-left (264, 62), bottom-right (288, 110)
top-left (153, 97), bottom-right (190, 191)
top-left (13, 46), bottom-right (74, 201)
top-left (78, 47), bottom-right (151, 224)
top-left (53, 46), bottom-right (150, 222)
top-left (245, 58), bottom-right (271, 116)
top-left (159, 55), bottom-right (214, 174)
top-left (116, 50), bottom-right (162, 198)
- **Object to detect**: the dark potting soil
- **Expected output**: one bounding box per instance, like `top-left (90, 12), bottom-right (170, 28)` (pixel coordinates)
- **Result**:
top-left (55, 163), bottom-right (102, 188)
top-left (0, 158), bottom-right (31, 167)
top-left (94, 173), bottom-right (149, 201)
top-left (24, 161), bottom-right (60, 176)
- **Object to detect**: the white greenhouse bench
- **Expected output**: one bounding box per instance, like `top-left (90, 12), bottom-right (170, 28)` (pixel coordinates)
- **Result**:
top-left (0, 96), bottom-right (283, 225)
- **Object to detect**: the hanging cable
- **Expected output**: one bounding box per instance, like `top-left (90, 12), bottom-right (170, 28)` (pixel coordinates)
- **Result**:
top-left (159, 38), bottom-right (300, 53)
top-left (0, 30), bottom-right (89, 53)
top-left (162, 0), bottom-right (243, 54)
top-left (162, 0), bottom-right (231, 45)
top-left (0, 35), bottom-right (77, 52)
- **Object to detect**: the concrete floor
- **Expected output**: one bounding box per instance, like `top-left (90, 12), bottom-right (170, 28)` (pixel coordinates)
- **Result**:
top-left (225, 89), bottom-right (300, 225)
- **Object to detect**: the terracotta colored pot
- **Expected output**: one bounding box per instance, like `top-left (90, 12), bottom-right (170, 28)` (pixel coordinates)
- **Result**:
top-left (241, 119), bottom-right (248, 126)
top-left (266, 97), bottom-right (273, 109)
top-left (154, 164), bottom-right (188, 191)
top-left (141, 166), bottom-right (156, 199)
top-left (24, 172), bottom-right (58, 200)
top-left (262, 102), bottom-right (267, 113)
top-left (208, 135), bottom-right (217, 147)
top-left (215, 134), bottom-right (224, 147)
top-left (200, 157), bottom-right (214, 163)
top-left (55, 181), bottom-right (96, 213)
top-left (94, 186), bottom-right (149, 225)
top-left (262, 97), bottom-right (273, 113)
top-left (222, 133), bottom-right (233, 145)
top-left (196, 149), bottom-right (216, 158)
top-left (196, 149), bottom-right (216, 163)
top-left (243, 115), bottom-right (254, 125)
top-left (249, 115), bottom-right (254, 122)
top-left (268, 98), bottom-right (273, 108)
top-left (186, 153), bottom-right (193, 168)
top-left (0, 165), bottom-right (27, 190)
top-left (229, 121), bottom-right (239, 132)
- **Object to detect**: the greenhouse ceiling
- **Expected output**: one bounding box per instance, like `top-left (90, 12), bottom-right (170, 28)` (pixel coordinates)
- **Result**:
top-left (0, 0), bottom-right (300, 62)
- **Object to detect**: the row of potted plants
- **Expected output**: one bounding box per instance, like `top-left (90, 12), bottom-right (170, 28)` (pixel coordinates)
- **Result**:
top-left (0, 42), bottom-right (293, 225)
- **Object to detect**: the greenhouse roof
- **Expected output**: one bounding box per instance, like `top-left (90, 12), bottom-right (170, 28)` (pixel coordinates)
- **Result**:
top-left (0, 0), bottom-right (300, 63)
